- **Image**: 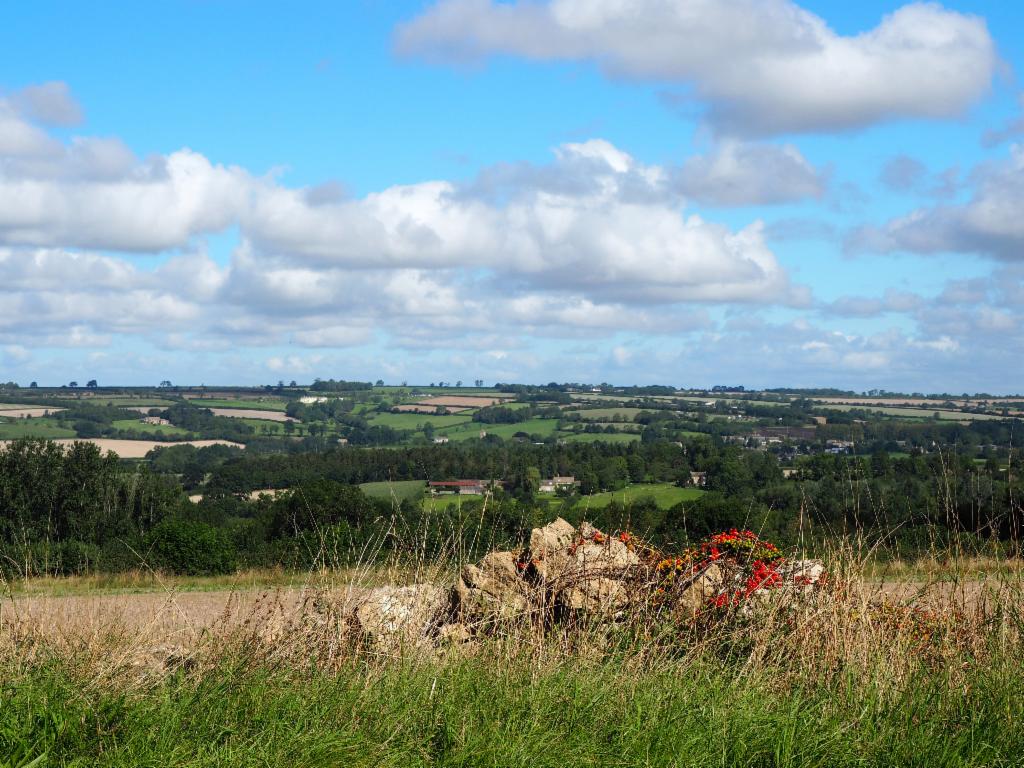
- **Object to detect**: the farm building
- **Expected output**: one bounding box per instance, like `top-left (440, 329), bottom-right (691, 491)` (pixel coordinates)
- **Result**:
top-left (428, 480), bottom-right (489, 495)
top-left (539, 476), bottom-right (576, 493)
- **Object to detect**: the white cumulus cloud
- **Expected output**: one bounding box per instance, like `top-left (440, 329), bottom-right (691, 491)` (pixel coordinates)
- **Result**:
top-left (396, 0), bottom-right (997, 135)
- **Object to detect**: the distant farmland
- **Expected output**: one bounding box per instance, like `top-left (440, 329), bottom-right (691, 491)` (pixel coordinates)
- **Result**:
top-left (0, 438), bottom-right (245, 459)
top-left (573, 483), bottom-right (705, 510)
top-left (0, 406), bottom-right (66, 418)
top-left (208, 408), bottom-right (297, 422)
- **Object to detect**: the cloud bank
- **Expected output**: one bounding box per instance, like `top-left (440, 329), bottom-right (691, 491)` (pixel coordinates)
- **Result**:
top-left (395, 0), bottom-right (997, 135)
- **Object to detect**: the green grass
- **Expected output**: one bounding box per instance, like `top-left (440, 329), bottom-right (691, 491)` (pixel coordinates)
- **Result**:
top-left (675, 396), bottom-right (788, 407)
top-left (569, 393), bottom-right (636, 402)
top-left (424, 493), bottom-right (485, 510)
top-left (4, 650), bottom-right (1021, 766)
top-left (238, 418), bottom-right (286, 434)
top-left (186, 398), bottom-right (288, 411)
top-left (358, 479), bottom-right (427, 502)
top-left (0, 418), bottom-right (76, 439)
top-left (111, 418), bottom-right (190, 436)
top-left (367, 412), bottom-right (476, 430)
top-left (468, 418), bottom-right (560, 440)
top-left (569, 407), bottom-right (648, 420)
top-left (101, 397), bottom-right (177, 407)
top-left (817, 404), bottom-right (1006, 421)
top-left (576, 482), bottom-right (705, 509)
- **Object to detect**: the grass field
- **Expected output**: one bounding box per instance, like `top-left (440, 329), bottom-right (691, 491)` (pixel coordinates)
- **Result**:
top-left (367, 412), bottom-right (475, 430)
top-left (576, 482), bottom-right (705, 509)
top-left (238, 417), bottom-right (286, 434)
top-left (375, 386), bottom-right (509, 397)
top-left (0, 418), bottom-right (76, 439)
top-left (6, 645), bottom-right (1021, 767)
top-left (817, 403), bottom-right (1006, 421)
top-left (423, 492), bottom-right (485, 510)
top-left (470, 418), bottom-right (561, 440)
top-left (101, 397), bottom-right (177, 407)
top-left (570, 407), bottom-right (648, 420)
top-left (187, 398), bottom-right (288, 411)
top-left (568, 393), bottom-right (637, 402)
top-left (675, 396), bottom-right (789, 407)
top-left (4, 548), bottom-right (1023, 766)
top-left (358, 479), bottom-right (427, 502)
top-left (111, 418), bottom-right (190, 436)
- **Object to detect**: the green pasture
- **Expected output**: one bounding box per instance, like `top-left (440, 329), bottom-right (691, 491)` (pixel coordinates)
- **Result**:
top-left (570, 407), bottom-right (648, 420)
top-left (111, 419), bottom-right (190, 436)
top-left (0, 418), bottom-right (76, 439)
top-left (424, 492), bottom-right (485, 511)
top-left (187, 398), bottom-right (288, 411)
top-left (817, 404), bottom-right (1005, 421)
top-left (472, 418), bottom-right (561, 440)
top-left (102, 398), bottom-right (177, 407)
top-left (368, 412), bottom-right (476, 430)
top-left (575, 483), bottom-right (705, 510)
top-left (239, 418), bottom-right (286, 434)
top-left (374, 386), bottom-right (509, 397)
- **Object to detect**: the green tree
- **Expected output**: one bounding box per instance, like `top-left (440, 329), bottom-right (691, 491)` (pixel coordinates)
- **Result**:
top-left (146, 519), bottom-right (236, 575)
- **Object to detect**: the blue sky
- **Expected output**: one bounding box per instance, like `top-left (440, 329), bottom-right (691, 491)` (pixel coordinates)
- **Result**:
top-left (1, 0), bottom-right (1023, 392)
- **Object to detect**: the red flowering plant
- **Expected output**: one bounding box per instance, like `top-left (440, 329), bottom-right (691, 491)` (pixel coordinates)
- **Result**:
top-left (700, 529), bottom-right (783, 566)
top-left (652, 529), bottom-right (790, 611)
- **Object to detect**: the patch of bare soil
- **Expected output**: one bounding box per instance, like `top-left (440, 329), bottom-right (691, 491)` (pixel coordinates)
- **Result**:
top-left (0, 438), bottom-right (246, 458)
top-left (0, 407), bottom-right (65, 418)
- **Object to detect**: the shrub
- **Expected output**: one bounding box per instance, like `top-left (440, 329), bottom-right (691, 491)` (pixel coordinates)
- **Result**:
top-left (145, 518), bottom-right (237, 575)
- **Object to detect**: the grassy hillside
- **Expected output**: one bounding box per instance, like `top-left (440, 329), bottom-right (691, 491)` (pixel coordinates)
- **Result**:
top-left (575, 483), bottom-right (705, 509)
top-left (367, 412), bottom-right (476, 430)
top-left (0, 418), bottom-right (76, 439)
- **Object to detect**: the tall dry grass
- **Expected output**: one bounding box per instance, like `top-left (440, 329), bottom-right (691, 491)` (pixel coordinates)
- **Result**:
top-left (2, 516), bottom-right (1023, 765)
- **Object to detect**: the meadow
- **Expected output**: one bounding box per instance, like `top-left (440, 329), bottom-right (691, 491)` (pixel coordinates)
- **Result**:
top-left (100, 397), bottom-right (177, 407)
top-left (568, 406), bottom-right (651, 420)
top-left (1, 537), bottom-right (1021, 767)
top-left (468, 418), bottom-right (562, 440)
top-left (0, 418), bottom-right (75, 439)
top-left (366, 412), bottom-right (476, 431)
top-left (185, 398), bottom-right (289, 411)
top-left (817, 403), bottom-right (1006, 421)
top-left (572, 482), bottom-right (705, 509)
top-left (111, 418), bottom-right (191, 436)
top-left (237, 417), bottom-right (287, 434)
top-left (358, 479), bottom-right (428, 502)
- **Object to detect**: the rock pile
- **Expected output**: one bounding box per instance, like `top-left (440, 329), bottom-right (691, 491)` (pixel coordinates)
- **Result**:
top-left (348, 517), bottom-right (825, 652)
